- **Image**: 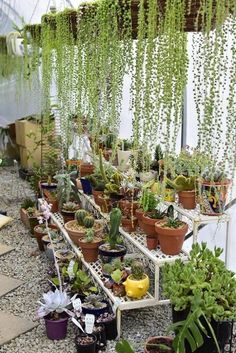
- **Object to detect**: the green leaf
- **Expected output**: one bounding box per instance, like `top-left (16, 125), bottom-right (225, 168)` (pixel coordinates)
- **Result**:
top-left (115, 340), bottom-right (135, 353)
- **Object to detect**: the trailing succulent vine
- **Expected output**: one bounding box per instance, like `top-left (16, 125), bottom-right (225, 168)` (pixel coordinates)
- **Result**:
top-left (18, 0), bottom-right (236, 176)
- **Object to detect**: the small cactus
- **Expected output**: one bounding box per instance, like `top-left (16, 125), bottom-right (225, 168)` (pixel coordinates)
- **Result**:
top-left (85, 228), bottom-right (95, 243)
top-left (131, 261), bottom-right (144, 280)
top-left (83, 215), bottom-right (95, 228)
top-left (75, 209), bottom-right (88, 226)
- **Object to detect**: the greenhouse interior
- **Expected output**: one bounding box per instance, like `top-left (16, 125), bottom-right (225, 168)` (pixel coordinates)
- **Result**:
top-left (0, 0), bottom-right (236, 352)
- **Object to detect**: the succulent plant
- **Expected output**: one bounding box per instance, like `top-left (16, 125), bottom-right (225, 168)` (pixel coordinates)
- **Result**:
top-left (62, 201), bottom-right (79, 212)
top-left (131, 261), bottom-right (145, 280)
top-left (85, 228), bottom-right (95, 243)
top-left (21, 198), bottom-right (35, 209)
top-left (37, 289), bottom-right (71, 319)
top-left (75, 209), bottom-right (88, 226)
top-left (201, 167), bottom-right (227, 182)
top-left (83, 215), bottom-right (95, 228)
top-left (166, 175), bottom-right (196, 191)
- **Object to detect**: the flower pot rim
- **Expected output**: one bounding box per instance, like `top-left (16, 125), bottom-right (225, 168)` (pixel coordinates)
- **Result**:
top-left (155, 220), bottom-right (188, 230)
top-left (200, 178), bottom-right (231, 186)
top-left (145, 336), bottom-right (174, 353)
top-left (126, 273), bottom-right (148, 282)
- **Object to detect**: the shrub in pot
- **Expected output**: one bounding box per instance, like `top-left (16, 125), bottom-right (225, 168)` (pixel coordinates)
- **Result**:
top-left (155, 217), bottom-right (188, 255)
top-left (199, 168), bottom-right (230, 215)
top-left (99, 208), bottom-right (126, 263)
top-left (163, 242), bottom-right (236, 353)
top-left (37, 289), bottom-right (72, 340)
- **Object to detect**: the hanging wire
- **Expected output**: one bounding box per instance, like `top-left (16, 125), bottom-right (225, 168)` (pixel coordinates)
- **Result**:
top-left (29, 0), bottom-right (40, 24)
top-left (46, 0), bottom-right (51, 14)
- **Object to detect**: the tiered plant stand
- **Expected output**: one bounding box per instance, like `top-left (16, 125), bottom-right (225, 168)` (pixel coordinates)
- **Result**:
top-left (164, 202), bottom-right (231, 267)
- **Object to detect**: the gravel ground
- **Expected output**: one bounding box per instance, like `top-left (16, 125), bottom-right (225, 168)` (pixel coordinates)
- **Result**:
top-left (0, 167), bottom-right (234, 353)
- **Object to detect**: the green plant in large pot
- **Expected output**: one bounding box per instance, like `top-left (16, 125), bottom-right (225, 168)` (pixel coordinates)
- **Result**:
top-left (163, 243), bottom-right (236, 353)
top-left (198, 168), bottom-right (230, 216)
top-left (98, 208), bottom-right (126, 264)
top-left (65, 210), bottom-right (103, 246)
top-left (155, 216), bottom-right (188, 255)
top-left (166, 175), bottom-right (197, 210)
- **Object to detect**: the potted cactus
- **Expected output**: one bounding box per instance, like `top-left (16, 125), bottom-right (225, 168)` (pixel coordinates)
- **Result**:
top-left (20, 198), bottom-right (35, 228)
top-left (34, 223), bottom-right (59, 251)
top-left (123, 261), bottom-right (149, 299)
top-left (65, 209), bottom-right (103, 246)
top-left (166, 175), bottom-right (197, 210)
top-left (98, 208), bottom-right (126, 264)
top-left (198, 167), bottom-right (230, 215)
top-left (78, 227), bottom-right (103, 263)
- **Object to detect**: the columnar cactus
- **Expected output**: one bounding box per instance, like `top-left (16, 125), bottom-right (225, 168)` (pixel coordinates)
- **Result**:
top-left (109, 208), bottom-right (122, 249)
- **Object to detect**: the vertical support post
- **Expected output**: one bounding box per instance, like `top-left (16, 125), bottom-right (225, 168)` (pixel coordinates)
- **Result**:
top-left (116, 308), bottom-right (122, 338)
top-left (192, 221), bottom-right (199, 244)
top-left (225, 219), bottom-right (230, 268)
top-left (154, 264), bottom-right (159, 302)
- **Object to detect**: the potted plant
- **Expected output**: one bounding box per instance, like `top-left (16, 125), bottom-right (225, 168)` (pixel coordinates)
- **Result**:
top-left (43, 189), bottom-right (58, 213)
top-left (144, 337), bottom-right (174, 353)
top-left (61, 201), bottom-right (80, 223)
top-left (163, 242), bottom-right (236, 353)
top-left (103, 260), bottom-right (127, 297)
top-left (55, 249), bottom-right (75, 262)
top-left (98, 208), bottom-right (127, 263)
top-left (78, 228), bottom-right (103, 263)
top-left (65, 210), bottom-right (103, 246)
top-left (155, 216), bottom-right (188, 255)
top-left (97, 312), bottom-right (117, 340)
top-left (166, 175), bottom-right (197, 210)
top-left (121, 199), bottom-right (138, 233)
top-left (123, 260), bottom-right (149, 299)
top-left (75, 333), bottom-right (97, 353)
top-left (20, 198), bottom-right (35, 228)
top-left (37, 289), bottom-right (72, 340)
top-left (198, 167), bottom-right (231, 215)
top-left (81, 294), bottom-right (108, 317)
top-left (27, 207), bottom-right (41, 235)
top-left (34, 223), bottom-right (59, 251)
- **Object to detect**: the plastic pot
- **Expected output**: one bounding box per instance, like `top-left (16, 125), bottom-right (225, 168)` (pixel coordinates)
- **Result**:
top-left (44, 316), bottom-right (68, 340)
top-left (80, 178), bottom-right (93, 195)
top-left (98, 317), bottom-right (117, 340)
top-left (98, 243), bottom-right (127, 264)
top-left (76, 333), bottom-right (97, 353)
top-left (82, 302), bottom-right (108, 317)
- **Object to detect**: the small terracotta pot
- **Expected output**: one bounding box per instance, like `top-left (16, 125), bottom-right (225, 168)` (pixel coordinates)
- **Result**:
top-left (78, 237), bottom-right (103, 263)
top-left (121, 217), bottom-right (138, 233)
top-left (178, 190), bottom-right (196, 210)
top-left (135, 208), bottom-right (144, 229)
top-left (144, 336), bottom-right (174, 353)
top-left (119, 200), bottom-right (139, 216)
top-left (34, 224), bottom-right (59, 251)
top-left (61, 209), bottom-right (78, 223)
top-left (80, 163), bottom-right (94, 177)
top-left (142, 213), bottom-right (163, 237)
top-left (146, 236), bottom-right (158, 250)
top-left (47, 198), bottom-right (59, 213)
top-left (155, 221), bottom-right (188, 255)
top-left (97, 195), bottom-right (111, 213)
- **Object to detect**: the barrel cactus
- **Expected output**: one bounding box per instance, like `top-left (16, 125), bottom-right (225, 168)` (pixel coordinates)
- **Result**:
top-left (83, 215), bottom-right (95, 228)
top-left (131, 261), bottom-right (144, 280)
top-left (75, 209), bottom-right (88, 226)
top-left (85, 228), bottom-right (95, 243)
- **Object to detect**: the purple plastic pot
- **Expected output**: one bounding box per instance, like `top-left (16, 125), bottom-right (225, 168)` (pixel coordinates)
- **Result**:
top-left (44, 316), bottom-right (68, 340)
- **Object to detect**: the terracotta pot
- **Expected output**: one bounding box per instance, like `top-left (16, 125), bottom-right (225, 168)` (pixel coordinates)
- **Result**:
top-left (92, 190), bottom-right (103, 205)
top-left (142, 213), bottom-right (164, 237)
top-left (34, 224), bottom-right (59, 251)
top-left (66, 159), bottom-right (81, 168)
top-left (78, 237), bottom-right (103, 263)
top-left (97, 195), bottom-right (111, 213)
top-left (121, 217), bottom-right (138, 233)
top-left (199, 179), bottom-right (231, 215)
top-left (135, 208), bottom-right (144, 229)
top-left (155, 221), bottom-right (188, 255)
top-left (146, 236), bottom-right (158, 250)
top-left (178, 190), bottom-right (196, 210)
top-left (119, 200), bottom-right (139, 216)
top-left (29, 216), bottom-right (39, 236)
top-left (61, 209), bottom-right (78, 223)
top-left (80, 163), bottom-right (94, 177)
top-left (20, 208), bottom-right (30, 228)
top-left (65, 220), bottom-right (103, 246)
top-left (47, 198), bottom-right (59, 213)
top-left (103, 149), bottom-right (113, 161)
top-left (144, 336), bottom-right (174, 353)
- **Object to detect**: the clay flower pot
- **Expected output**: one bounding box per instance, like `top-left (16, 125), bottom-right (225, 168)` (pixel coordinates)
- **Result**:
top-left (121, 216), bottom-right (138, 233)
top-left (135, 208), bottom-right (144, 229)
top-left (146, 235), bottom-right (158, 251)
top-left (65, 220), bottom-right (103, 246)
top-left (155, 221), bottom-right (188, 255)
top-left (78, 237), bottom-right (103, 263)
top-left (20, 208), bottom-right (30, 228)
top-left (80, 163), bottom-right (94, 177)
top-left (119, 199), bottom-right (139, 215)
top-left (142, 213), bottom-right (164, 237)
top-left (34, 224), bottom-right (58, 251)
top-left (92, 190), bottom-right (103, 205)
top-left (144, 336), bottom-right (174, 353)
top-left (178, 190), bottom-right (196, 210)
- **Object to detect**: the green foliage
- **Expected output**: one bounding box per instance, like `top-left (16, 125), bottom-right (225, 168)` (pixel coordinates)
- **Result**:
top-left (163, 242), bottom-right (236, 320)
top-left (85, 228), bottom-right (95, 243)
top-left (83, 215), bottom-right (95, 228)
top-left (54, 173), bottom-right (75, 208)
top-left (140, 189), bottom-right (158, 212)
top-left (75, 209), bottom-right (88, 226)
top-left (201, 167), bottom-right (227, 182)
top-left (21, 198), bottom-right (35, 209)
top-left (111, 269), bottom-right (123, 284)
top-left (115, 340), bottom-right (135, 353)
top-left (108, 208), bottom-right (122, 249)
top-left (162, 218), bottom-right (183, 229)
top-left (62, 201), bottom-right (79, 212)
top-left (131, 261), bottom-right (144, 280)
top-left (166, 175), bottom-right (196, 192)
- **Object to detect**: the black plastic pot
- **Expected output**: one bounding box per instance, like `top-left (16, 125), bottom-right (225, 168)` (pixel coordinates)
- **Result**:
top-left (93, 324), bottom-right (107, 351)
top-left (40, 182), bottom-right (57, 191)
top-left (98, 317), bottom-right (117, 340)
top-left (172, 308), bottom-right (232, 353)
top-left (82, 301), bottom-right (108, 317)
top-left (98, 243), bottom-right (127, 264)
top-left (76, 333), bottom-right (97, 353)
